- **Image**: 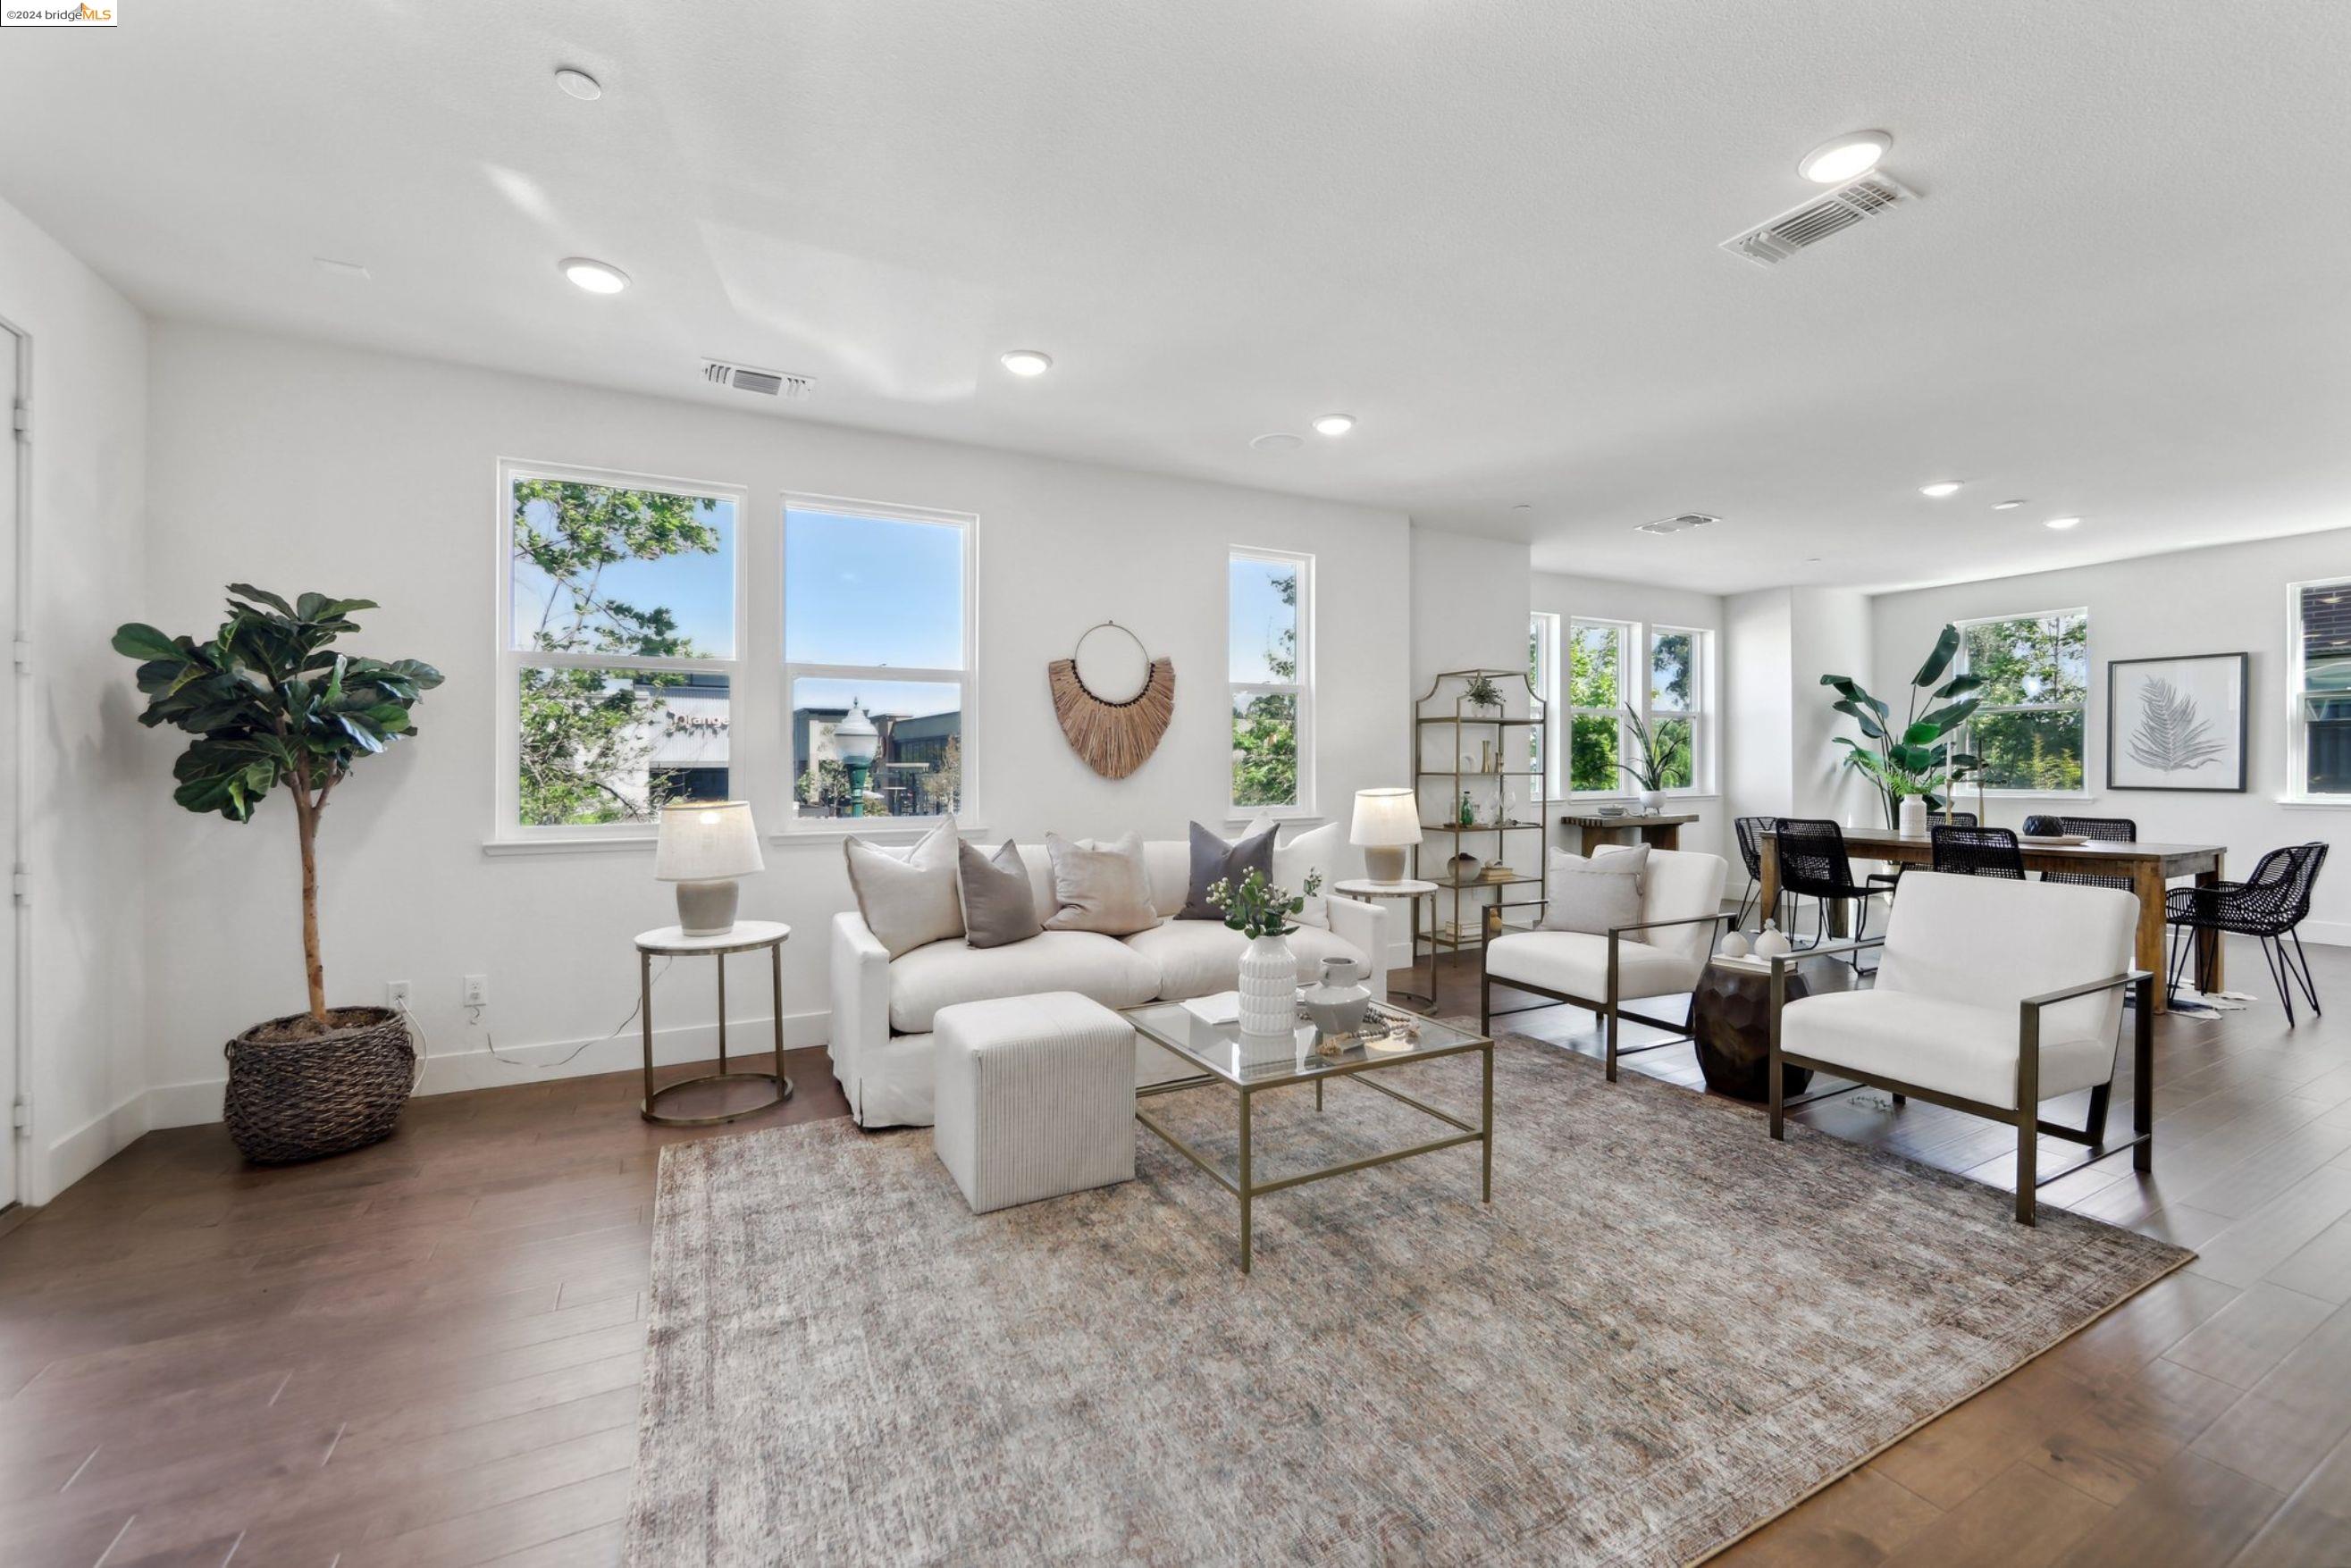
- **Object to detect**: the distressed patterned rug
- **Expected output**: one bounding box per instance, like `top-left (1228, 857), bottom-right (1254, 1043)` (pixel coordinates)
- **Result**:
top-left (626, 1034), bottom-right (2187, 1567)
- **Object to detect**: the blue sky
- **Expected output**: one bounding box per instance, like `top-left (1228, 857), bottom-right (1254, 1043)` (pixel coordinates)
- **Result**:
top-left (511, 495), bottom-right (739, 657)
top-left (1228, 556), bottom-right (1298, 684)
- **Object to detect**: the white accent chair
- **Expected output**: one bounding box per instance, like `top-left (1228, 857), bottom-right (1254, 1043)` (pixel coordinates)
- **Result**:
top-left (1768, 871), bottom-right (2154, 1225)
top-left (933, 992), bottom-right (1137, 1214)
top-left (1479, 848), bottom-right (1730, 1080)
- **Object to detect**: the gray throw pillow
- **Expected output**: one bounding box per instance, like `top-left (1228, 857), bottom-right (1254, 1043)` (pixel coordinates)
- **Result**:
top-left (1537, 844), bottom-right (1650, 936)
top-left (957, 838), bottom-right (1043, 949)
top-left (1042, 831), bottom-right (1159, 936)
top-left (1180, 820), bottom-right (1276, 920)
top-left (843, 818), bottom-right (965, 958)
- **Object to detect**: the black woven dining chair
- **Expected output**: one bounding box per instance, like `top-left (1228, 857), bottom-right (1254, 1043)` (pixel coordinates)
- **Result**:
top-left (1863, 809), bottom-right (1977, 899)
top-left (2023, 814), bottom-right (2137, 893)
top-left (1733, 815), bottom-right (1774, 927)
top-left (1931, 824), bottom-right (2028, 879)
top-left (2165, 843), bottom-right (2330, 1022)
top-left (1772, 818), bottom-right (1883, 968)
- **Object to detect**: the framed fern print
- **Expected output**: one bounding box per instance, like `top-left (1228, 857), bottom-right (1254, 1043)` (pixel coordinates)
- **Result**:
top-left (2106, 652), bottom-right (2247, 792)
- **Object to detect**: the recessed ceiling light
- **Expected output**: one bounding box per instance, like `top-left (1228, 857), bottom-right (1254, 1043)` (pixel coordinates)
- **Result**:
top-left (1992, 499), bottom-right (2026, 510)
top-left (1249, 432), bottom-right (1303, 452)
top-left (555, 67), bottom-right (602, 101)
top-left (559, 257), bottom-right (629, 294)
top-left (1918, 481), bottom-right (1961, 499)
top-left (999, 349), bottom-right (1053, 377)
top-left (2045, 516), bottom-right (2082, 531)
top-left (1312, 413), bottom-right (1355, 437)
top-left (1799, 130), bottom-right (1893, 185)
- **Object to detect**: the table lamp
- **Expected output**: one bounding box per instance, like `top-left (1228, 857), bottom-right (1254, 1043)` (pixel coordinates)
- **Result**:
top-left (655, 801), bottom-right (764, 936)
top-left (1351, 787), bottom-right (1421, 884)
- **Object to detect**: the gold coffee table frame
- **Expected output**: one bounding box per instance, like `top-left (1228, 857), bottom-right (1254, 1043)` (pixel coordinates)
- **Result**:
top-left (1125, 1002), bottom-right (1494, 1272)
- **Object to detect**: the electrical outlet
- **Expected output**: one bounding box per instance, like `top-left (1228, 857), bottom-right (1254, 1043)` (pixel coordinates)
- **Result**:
top-left (462, 974), bottom-right (489, 1009)
top-left (386, 979), bottom-right (413, 1011)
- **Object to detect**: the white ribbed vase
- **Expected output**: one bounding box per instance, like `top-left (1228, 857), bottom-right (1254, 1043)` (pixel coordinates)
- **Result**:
top-left (1237, 932), bottom-right (1298, 1040)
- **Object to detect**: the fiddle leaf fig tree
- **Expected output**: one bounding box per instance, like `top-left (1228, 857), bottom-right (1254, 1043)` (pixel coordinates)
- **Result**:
top-left (113, 588), bottom-right (442, 1030)
top-left (1821, 623), bottom-right (1985, 824)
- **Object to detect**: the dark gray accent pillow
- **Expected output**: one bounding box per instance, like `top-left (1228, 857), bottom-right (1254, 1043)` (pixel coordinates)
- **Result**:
top-left (957, 838), bottom-right (1043, 949)
top-left (1180, 820), bottom-right (1277, 920)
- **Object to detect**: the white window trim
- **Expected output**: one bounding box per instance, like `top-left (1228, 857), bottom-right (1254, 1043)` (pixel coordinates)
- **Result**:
top-left (1530, 611), bottom-right (1561, 799)
top-left (2286, 574), bottom-right (2351, 805)
top-left (1564, 617), bottom-right (1634, 801)
top-left (780, 491), bottom-right (978, 834)
top-left (1553, 618), bottom-right (1718, 801)
top-left (1229, 544), bottom-right (1315, 819)
top-left (1952, 606), bottom-right (2091, 797)
top-left (492, 457), bottom-right (749, 845)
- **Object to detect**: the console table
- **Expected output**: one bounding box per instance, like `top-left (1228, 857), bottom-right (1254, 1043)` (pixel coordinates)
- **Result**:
top-left (1558, 810), bottom-right (1700, 855)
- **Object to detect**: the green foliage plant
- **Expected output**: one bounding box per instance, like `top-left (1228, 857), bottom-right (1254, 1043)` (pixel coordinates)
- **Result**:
top-left (1820, 623), bottom-right (1983, 825)
top-left (1206, 867), bottom-right (1323, 940)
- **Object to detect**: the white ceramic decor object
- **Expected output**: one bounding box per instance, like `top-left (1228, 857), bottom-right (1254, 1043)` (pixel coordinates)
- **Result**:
top-left (1753, 921), bottom-right (1793, 960)
top-left (1300, 955), bottom-right (1373, 1036)
top-left (1898, 797), bottom-right (1929, 837)
top-left (1718, 929), bottom-right (1751, 959)
top-left (1237, 932), bottom-right (1299, 1039)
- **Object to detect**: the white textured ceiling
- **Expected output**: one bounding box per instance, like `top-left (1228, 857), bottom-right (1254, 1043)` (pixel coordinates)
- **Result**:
top-left (4, 1), bottom-right (2347, 592)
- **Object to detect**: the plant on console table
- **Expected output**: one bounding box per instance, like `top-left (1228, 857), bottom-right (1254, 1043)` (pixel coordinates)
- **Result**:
top-left (1821, 623), bottom-right (1984, 834)
top-left (1615, 703), bottom-right (1689, 814)
top-left (1209, 868), bottom-right (1322, 1040)
top-left (114, 588), bottom-right (443, 1164)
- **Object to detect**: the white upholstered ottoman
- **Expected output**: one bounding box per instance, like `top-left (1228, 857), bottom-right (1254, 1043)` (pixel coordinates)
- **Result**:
top-left (932, 991), bottom-right (1137, 1214)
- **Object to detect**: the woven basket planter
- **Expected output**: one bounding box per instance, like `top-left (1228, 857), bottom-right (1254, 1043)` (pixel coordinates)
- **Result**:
top-left (223, 1006), bottom-right (416, 1164)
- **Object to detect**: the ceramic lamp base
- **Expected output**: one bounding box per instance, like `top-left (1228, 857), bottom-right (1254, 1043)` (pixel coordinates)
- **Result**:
top-left (1363, 845), bottom-right (1408, 884)
top-left (674, 878), bottom-right (740, 937)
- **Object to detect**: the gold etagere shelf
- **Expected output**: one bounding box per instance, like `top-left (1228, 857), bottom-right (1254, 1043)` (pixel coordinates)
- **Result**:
top-left (1413, 667), bottom-right (1549, 952)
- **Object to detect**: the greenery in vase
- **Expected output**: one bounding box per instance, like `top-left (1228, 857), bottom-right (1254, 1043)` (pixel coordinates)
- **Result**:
top-left (1206, 867), bottom-right (1322, 940)
top-left (1614, 703), bottom-right (1689, 792)
top-left (1464, 673), bottom-right (1503, 711)
top-left (114, 589), bottom-right (441, 1030)
top-left (1821, 623), bottom-right (1984, 825)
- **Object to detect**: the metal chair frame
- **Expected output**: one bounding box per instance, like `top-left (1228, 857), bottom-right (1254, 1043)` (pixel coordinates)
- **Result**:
top-left (2165, 843), bottom-right (2329, 1022)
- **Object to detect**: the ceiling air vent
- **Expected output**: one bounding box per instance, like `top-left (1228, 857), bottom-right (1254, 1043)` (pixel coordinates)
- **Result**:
top-left (700, 360), bottom-right (812, 399)
top-left (1634, 513), bottom-right (1719, 536)
top-left (1719, 172), bottom-right (1917, 267)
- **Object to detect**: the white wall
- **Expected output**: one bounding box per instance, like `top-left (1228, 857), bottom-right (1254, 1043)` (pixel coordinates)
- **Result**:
top-left (136, 322), bottom-right (1411, 1124)
top-left (1723, 588), bottom-right (1793, 865)
top-left (0, 194), bottom-right (153, 1203)
top-left (1531, 570), bottom-right (1729, 865)
top-left (1788, 587), bottom-right (1876, 826)
top-left (1873, 531), bottom-right (2351, 943)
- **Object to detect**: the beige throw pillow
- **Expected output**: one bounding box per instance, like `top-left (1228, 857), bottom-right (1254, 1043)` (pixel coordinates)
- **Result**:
top-left (843, 818), bottom-right (965, 958)
top-left (1043, 831), bottom-right (1159, 936)
top-left (1537, 843), bottom-right (1650, 936)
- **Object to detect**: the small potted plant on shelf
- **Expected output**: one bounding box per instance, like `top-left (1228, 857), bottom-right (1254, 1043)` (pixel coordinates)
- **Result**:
top-left (1464, 673), bottom-right (1504, 715)
top-left (115, 588), bottom-right (442, 1164)
top-left (1616, 703), bottom-right (1688, 813)
top-left (1208, 867), bottom-right (1322, 1041)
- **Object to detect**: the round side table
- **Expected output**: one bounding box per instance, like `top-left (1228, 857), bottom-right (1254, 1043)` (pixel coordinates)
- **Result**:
top-left (1331, 878), bottom-right (1440, 1012)
top-left (634, 921), bottom-right (794, 1126)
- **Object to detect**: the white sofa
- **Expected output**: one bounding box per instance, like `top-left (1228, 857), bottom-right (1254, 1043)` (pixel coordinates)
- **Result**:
top-left (1769, 870), bottom-right (2150, 1224)
top-left (829, 837), bottom-right (1386, 1127)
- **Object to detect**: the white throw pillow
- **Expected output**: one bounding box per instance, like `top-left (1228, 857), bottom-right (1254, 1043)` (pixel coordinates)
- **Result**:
top-left (1274, 819), bottom-right (1342, 928)
top-left (1043, 831), bottom-right (1160, 936)
top-left (843, 818), bottom-right (965, 958)
top-left (1537, 843), bottom-right (1650, 936)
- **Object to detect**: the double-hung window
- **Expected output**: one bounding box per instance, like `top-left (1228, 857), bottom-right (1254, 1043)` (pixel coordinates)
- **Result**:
top-left (1647, 625), bottom-right (1703, 790)
top-left (1230, 548), bottom-right (1313, 815)
top-left (1955, 609), bottom-right (2089, 792)
top-left (2290, 577), bottom-right (2351, 800)
top-left (1529, 612), bottom-right (1559, 790)
top-left (784, 497), bottom-right (974, 824)
top-left (499, 461), bottom-right (743, 833)
top-left (1566, 618), bottom-right (1632, 794)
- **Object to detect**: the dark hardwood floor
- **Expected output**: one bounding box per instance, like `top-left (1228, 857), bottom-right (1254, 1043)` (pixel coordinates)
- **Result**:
top-left (1, 935), bottom-right (2347, 1565)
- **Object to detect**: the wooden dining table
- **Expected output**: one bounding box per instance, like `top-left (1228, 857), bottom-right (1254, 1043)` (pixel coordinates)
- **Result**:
top-left (1756, 826), bottom-right (2227, 1012)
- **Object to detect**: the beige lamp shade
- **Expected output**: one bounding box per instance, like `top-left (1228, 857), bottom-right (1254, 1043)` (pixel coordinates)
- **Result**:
top-left (1350, 788), bottom-right (1422, 847)
top-left (654, 801), bottom-right (765, 883)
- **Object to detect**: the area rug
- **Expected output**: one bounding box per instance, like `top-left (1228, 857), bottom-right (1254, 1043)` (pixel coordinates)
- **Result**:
top-left (624, 1033), bottom-right (2188, 1567)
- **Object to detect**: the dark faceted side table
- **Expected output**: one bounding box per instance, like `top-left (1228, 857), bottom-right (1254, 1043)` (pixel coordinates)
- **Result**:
top-left (1689, 960), bottom-right (1811, 1103)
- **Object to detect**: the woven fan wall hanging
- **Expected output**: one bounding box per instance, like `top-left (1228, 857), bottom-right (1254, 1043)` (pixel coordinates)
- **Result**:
top-left (1047, 621), bottom-right (1175, 779)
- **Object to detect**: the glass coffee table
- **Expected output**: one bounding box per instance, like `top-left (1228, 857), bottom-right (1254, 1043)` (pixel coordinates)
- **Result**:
top-left (1124, 1000), bottom-right (1494, 1272)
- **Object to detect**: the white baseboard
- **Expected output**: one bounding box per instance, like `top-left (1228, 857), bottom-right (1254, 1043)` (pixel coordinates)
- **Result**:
top-left (40, 1088), bottom-right (155, 1204)
top-left (132, 1008), bottom-right (835, 1134)
top-left (2301, 919), bottom-right (2349, 948)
